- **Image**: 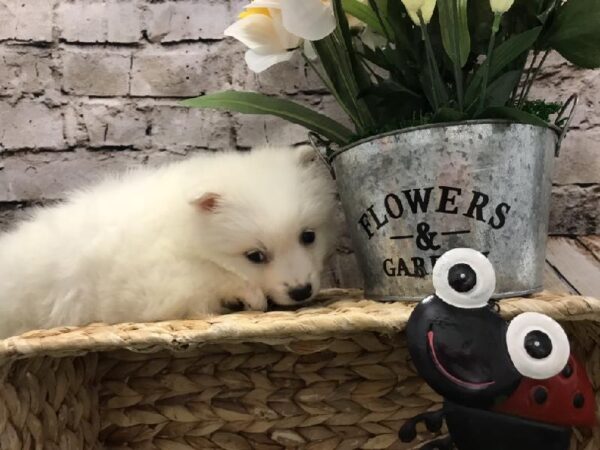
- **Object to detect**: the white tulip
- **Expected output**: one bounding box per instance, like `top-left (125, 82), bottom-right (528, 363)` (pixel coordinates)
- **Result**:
top-left (280, 0), bottom-right (336, 41)
top-left (490, 0), bottom-right (515, 13)
top-left (401, 0), bottom-right (437, 25)
top-left (226, 0), bottom-right (336, 73)
top-left (225, 6), bottom-right (301, 73)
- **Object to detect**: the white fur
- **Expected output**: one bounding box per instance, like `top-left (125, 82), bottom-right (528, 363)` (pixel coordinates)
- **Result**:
top-left (0, 146), bottom-right (338, 339)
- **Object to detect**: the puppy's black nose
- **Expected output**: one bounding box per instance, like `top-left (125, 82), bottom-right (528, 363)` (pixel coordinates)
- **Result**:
top-left (288, 284), bottom-right (313, 302)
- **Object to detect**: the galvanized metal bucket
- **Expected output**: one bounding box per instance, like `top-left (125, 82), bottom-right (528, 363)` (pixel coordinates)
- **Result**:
top-left (326, 107), bottom-right (576, 300)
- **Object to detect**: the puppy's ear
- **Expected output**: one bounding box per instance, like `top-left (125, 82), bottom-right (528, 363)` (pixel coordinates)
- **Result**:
top-left (191, 192), bottom-right (221, 213)
top-left (295, 144), bottom-right (317, 166)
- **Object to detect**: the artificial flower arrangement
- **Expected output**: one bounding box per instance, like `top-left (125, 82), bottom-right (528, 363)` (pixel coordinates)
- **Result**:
top-left (183, 0), bottom-right (600, 146)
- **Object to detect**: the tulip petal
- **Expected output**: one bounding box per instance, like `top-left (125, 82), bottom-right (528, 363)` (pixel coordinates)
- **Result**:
top-left (245, 49), bottom-right (295, 73)
top-left (490, 0), bottom-right (514, 13)
top-left (280, 0), bottom-right (335, 41)
top-left (245, 0), bottom-right (281, 9)
top-left (401, 0), bottom-right (425, 13)
top-left (420, 0), bottom-right (437, 24)
top-left (224, 15), bottom-right (281, 51)
top-left (269, 9), bottom-right (303, 50)
top-left (406, 9), bottom-right (420, 25)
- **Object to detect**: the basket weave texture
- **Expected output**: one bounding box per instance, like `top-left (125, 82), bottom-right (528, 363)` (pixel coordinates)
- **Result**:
top-left (0, 289), bottom-right (598, 450)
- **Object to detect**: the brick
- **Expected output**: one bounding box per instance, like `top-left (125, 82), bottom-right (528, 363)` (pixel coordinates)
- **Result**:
top-left (62, 50), bottom-right (131, 96)
top-left (130, 43), bottom-right (231, 97)
top-left (0, 149), bottom-right (213, 202)
top-left (1, 151), bottom-right (136, 202)
top-left (0, 151), bottom-right (126, 201)
top-left (147, 0), bottom-right (230, 42)
top-left (0, 101), bottom-right (65, 151)
top-left (229, 0), bottom-right (248, 17)
top-left (553, 128), bottom-right (600, 185)
top-left (234, 114), bottom-right (309, 148)
top-left (0, 46), bottom-right (54, 96)
top-left (78, 100), bottom-right (149, 148)
top-left (64, 105), bottom-right (88, 147)
top-left (232, 46), bottom-right (325, 95)
top-left (0, 0), bottom-right (53, 42)
top-left (550, 184), bottom-right (600, 235)
top-left (149, 104), bottom-right (231, 150)
top-left (57, 1), bottom-right (142, 43)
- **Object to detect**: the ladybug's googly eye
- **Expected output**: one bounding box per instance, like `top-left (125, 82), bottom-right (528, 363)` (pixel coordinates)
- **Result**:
top-left (506, 312), bottom-right (570, 380)
top-left (432, 248), bottom-right (495, 309)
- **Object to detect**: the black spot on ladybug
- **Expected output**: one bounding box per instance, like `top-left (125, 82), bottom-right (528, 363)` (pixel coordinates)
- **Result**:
top-left (573, 393), bottom-right (585, 409)
top-left (533, 386), bottom-right (548, 405)
top-left (561, 364), bottom-right (573, 378)
top-left (448, 263), bottom-right (477, 292)
top-left (524, 330), bottom-right (552, 359)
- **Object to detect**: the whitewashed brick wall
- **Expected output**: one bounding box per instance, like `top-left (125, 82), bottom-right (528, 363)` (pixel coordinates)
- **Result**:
top-left (0, 0), bottom-right (598, 287)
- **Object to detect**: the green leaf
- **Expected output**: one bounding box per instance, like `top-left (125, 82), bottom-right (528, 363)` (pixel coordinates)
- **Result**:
top-left (386, 0), bottom-right (414, 54)
top-left (484, 70), bottom-right (522, 108)
top-left (181, 92), bottom-right (354, 145)
top-left (312, 38), bottom-right (362, 127)
top-left (465, 26), bottom-right (542, 107)
top-left (360, 45), bottom-right (391, 70)
top-left (536, 0), bottom-right (558, 25)
top-left (479, 106), bottom-right (550, 127)
top-left (331, 0), bottom-right (376, 128)
top-left (545, 0), bottom-right (600, 68)
top-left (359, 80), bottom-right (420, 100)
top-left (312, 34), bottom-right (374, 132)
top-left (468, 0), bottom-right (494, 55)
top-left (342, 0), bottom-right (390, 36)
top-left (522, 99), bottom-right (562, 122)
top-left (438, 0), bottom-right (471, 68)
top-left (433, 107), bottom-right (467, 122)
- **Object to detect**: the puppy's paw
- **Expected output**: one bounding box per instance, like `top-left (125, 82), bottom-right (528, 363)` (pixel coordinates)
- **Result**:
top-left (240, 286), bottom-right (268, 312)
top-left (220, 298), bottom-right (246, 313)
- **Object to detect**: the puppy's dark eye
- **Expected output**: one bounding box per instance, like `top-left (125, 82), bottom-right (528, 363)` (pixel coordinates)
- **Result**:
top-left (300, 229), bottom-right (316, 245)
top-left (245, 250), bottom-right (268, 264)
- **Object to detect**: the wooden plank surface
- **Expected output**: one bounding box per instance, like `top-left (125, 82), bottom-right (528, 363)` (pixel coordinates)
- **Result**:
top-left (578, 235), bottom-right (600, 261)
top-left (543, 262), bottom-right (576, 294)
top-left (546, 236), bottom-right (600, 296)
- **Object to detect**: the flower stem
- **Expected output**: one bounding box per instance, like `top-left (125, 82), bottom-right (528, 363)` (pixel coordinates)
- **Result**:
top-left (368, 0), bottom-right (392, 43)
top-left (518, 49), bottom-right (550, 107)
top-left (452, 0), bottom-right (464, 112)
top-left (478, 13), bottom-right (502, 114)
top-left (331, 30), bottom-right (376, 129)
top-left (302, 52), bottom-right (360, 130)
top-left (516, 50), bottom-right (539, 106)
top-left (419, 14), bottom-right (442, 110)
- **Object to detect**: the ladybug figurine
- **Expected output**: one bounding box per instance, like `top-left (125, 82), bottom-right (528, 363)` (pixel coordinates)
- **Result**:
top-left (399, 248), bottom-right (596, 450)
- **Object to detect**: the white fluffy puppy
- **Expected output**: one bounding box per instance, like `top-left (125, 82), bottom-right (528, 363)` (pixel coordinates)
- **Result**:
top-left (0, 146), bottom-right (338, 338)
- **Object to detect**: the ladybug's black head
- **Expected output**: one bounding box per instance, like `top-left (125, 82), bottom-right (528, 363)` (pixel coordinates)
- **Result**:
top-left (406, 249), bottom-right (570, 408)
top-left (407, 295), bottom-right (521, 407)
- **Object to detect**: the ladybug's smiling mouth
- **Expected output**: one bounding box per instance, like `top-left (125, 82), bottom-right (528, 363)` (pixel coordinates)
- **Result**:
top-left (427, 331), bottom-right (495, 389)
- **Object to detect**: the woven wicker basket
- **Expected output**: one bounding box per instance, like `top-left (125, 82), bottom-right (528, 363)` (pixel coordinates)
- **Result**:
top-left (0, 289), bottom-right (598, 450)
